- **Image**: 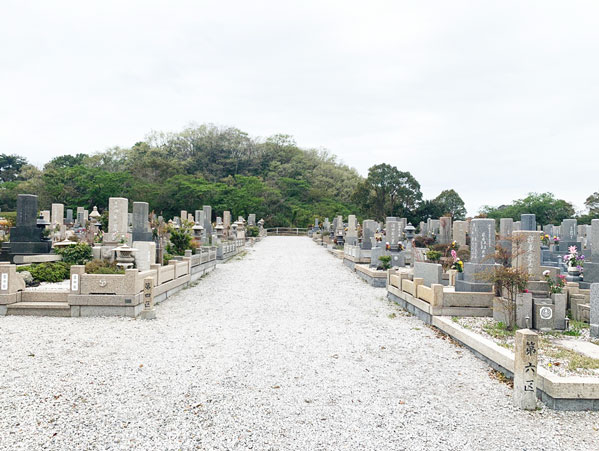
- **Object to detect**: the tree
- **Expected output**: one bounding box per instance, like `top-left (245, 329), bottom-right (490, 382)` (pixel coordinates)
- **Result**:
top-left (433, 189), bottom-right (467, 219)
top-left (585, 192), bottom-right (599, 215)
top-left (480, 192), bottom-right (574, 225)
top-left (0, 154), bottom-right (28, 183)
top-left (352, 163), bottom-right (422, 221)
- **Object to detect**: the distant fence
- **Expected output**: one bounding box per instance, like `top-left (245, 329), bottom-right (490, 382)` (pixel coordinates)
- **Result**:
top-left (265, 228), bottom-right (310, 236)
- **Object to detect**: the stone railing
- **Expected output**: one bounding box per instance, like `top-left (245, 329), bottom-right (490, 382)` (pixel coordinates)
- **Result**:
top-left (387, 268), bottom-right (493, 316)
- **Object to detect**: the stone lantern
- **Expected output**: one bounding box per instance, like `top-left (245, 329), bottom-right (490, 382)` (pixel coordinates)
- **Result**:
top-left (113, 244), bottom-right (137, 270)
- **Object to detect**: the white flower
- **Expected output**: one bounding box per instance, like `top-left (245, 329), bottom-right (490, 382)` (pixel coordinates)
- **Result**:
top-left (543, 270), bottom-right (550, 276)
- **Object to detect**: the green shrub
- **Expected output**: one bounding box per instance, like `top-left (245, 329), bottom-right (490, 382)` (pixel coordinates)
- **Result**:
top-left (54, 243), bottom-right (92, 265)
top-left (85, 259), bottom-right (124, 274)
top-left (163, 253), bottom-right (175, 265)
top-left (17, 262), bottom-right (70, 282)
top-left (167, 229), bottom-right (192, 255)
top-left (378, 255), bottom-right (391, 270)
top-left (426, 250), bottom-right (442, 262)
top-left (246, 226), bottom-right (259, 237)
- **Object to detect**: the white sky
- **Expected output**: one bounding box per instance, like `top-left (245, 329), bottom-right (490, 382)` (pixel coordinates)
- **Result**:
top-left (1, 1), bottom-right (598, 215)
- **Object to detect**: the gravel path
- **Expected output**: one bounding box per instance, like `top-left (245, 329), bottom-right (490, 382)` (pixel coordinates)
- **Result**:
top-left (0, 237), bottom-right (598, 450)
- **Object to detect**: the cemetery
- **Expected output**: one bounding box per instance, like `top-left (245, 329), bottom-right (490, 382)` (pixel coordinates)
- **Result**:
top-left (0, 194), bottom-right (261, 318)
top-left (312, 212), bottom-right (599, 410)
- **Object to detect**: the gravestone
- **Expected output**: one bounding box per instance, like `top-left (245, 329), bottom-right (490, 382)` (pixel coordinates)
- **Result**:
top-left (560, 219), bottom-right (577, 242)
top-left (1, 194), bottom-right (52, 261)
top-left (521, 214), bottom-right (536, 231)
top-left (513, 221), bottom-right (521, 231)
top-left (346, 215), bottom-right (358, 245)
top-left (76, 206), bottom-right (85, 227)
top-left (132, 204), bottom-right (156, 272)
top-left (203, 206), bottom-right (212, 235)
top-left (323, 218), bottom-right (330, 232)
top-left (430, 219), bottom-right (440, 238)
top-left (66, 209), bottom-right (74, 225)
top-left (499, 218), bottom-right (513, 239)
top-left (223, 211), bottom-right (231, 236)
top-left (181, 211), bottom-right (188, 223)
top-left (438, 216), bottom-right (452, 244)
top-left (580, 220), bottom-right (599, 286)
top-left (107, 197), bottom-right (128, 242)
top-left (414, 262), bottom-right (442, 287)
top-left (419, 221), bottom-right (427, 236)
top-left (453, 220), bottom-right (467, 246)
top-left (591, 284), bottom-right (599, 339)
top-left (543, 224), bottom-right (554, 236)
top-left (248, 214), bottom-right (256, 226)
top-left (132, 202), bottom-right (152, 242)
top-left (41, 210), bottom-right (51, 223)
top-left (51, 203), bottom-right (64, 227)
top-left (361, 220), bottom-right (377, 250)
top-left (387, 220), bottom-right (401, 248)
top-left (512, 230), bottom-right (541, 280)
top-left (455, 218), bottom-right (496, 292)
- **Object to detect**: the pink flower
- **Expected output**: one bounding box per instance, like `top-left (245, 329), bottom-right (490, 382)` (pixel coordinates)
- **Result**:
top-left (568, 246), bottom-right (578, 254)
top-left (451, 249), bottom-right (457, 259)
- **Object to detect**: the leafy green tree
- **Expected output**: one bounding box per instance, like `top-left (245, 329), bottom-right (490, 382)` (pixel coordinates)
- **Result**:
top-left (352, 163), bottom-right (422, 221)
top-left (585, 192), bottom-right (599, 216)
top-left (0, 154), bottom-right (28, 183)
top-left (433, 189), bottom-right (467, 219)
top-left (480, 192), bottom-right (574, 225)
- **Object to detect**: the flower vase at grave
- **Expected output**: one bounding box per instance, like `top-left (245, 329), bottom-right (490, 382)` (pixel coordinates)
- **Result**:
top-left (566, 265), bottom-right (581, 282)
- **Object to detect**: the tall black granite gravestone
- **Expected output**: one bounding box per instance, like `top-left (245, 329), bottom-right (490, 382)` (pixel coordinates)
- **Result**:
top-left (1, 194), bottom-right (52, 261)
top-left (132, 202), bottom-right (153, 241)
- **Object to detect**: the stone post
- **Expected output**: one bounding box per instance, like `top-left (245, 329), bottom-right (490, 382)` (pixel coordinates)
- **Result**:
top-left (139, 276), bottom-right (156, 320)
top-left (513, 329), bottom-right (538, 410)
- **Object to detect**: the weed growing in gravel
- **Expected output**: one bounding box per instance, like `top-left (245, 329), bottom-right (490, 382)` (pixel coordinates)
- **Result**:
top-left (544, 346), bottom-right (599, 371)
top-left (482, 321), bottom-right (515, 339)
top-left (388, 313), bottom-right (397, 319)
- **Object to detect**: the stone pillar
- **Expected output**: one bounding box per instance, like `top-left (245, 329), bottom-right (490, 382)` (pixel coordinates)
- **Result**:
top-left (180, 210), bottom-right (187, 223)
top-left (248, 214), bottom-right (256, 226)
top-left (511, 230), bottom-right (541, 280)
top-left (514, 329), bottom-right (538, 410)
top-left (139, 276), bottom-right (156, 320)
top-left (108, 197), bottom-right (129, 242)
top-left (591, 283), bottom-right (599, 339)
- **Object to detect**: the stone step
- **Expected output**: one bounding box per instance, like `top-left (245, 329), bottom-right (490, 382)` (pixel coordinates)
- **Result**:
top-left (6, 302), bottom-right (71, 317)
top-left (20, 291), bottom-right (69, 303)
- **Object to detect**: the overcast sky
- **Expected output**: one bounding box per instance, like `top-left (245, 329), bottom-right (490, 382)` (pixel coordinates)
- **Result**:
top-left (1, 1), bottom-right (598, 215)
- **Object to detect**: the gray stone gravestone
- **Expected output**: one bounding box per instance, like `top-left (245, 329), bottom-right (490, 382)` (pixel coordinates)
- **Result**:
top-left (521, 214), bottom-right (536, 231)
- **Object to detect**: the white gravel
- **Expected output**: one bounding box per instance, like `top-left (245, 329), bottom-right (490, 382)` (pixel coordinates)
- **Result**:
top-left (0, 236), bottom-right (598, 450)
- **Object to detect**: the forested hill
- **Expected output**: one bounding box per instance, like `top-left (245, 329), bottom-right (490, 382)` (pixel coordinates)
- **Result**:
top-left (0, 124), bottom-right (362, 226)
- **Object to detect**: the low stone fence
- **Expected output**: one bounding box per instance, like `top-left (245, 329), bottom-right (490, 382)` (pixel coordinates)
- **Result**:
top-left (0, 245), bottom-right (222, 318)
top-left (387, 269), bottom-right (493, 322)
